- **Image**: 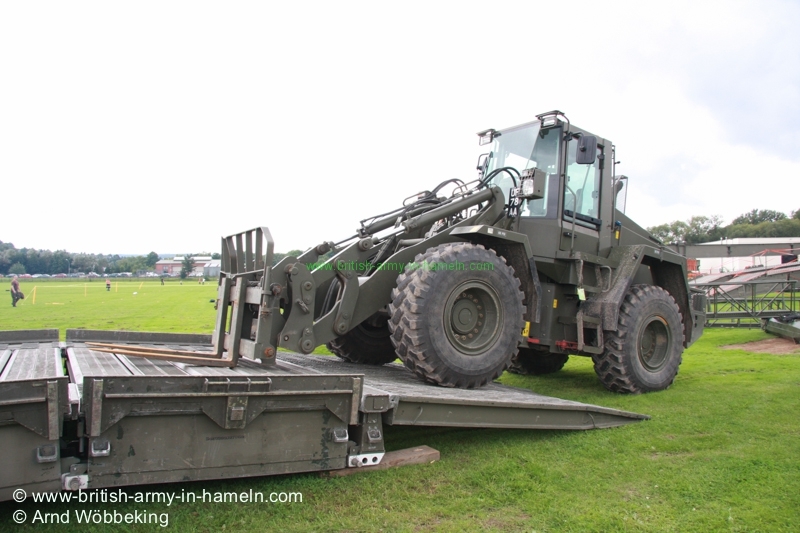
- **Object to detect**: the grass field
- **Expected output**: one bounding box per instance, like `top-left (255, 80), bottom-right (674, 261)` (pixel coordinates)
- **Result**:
top-left (1, 278), bottom-right (219, 338)
top-left (1, 279), bottom-right (799, 532)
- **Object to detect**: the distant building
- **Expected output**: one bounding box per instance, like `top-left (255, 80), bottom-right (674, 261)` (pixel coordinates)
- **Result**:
top-left (155, 256), bottom-right (213, 275)
top-left (696, 238), bottom-right (800, 273)
top-left (204, 260), bottom-right (221, 278)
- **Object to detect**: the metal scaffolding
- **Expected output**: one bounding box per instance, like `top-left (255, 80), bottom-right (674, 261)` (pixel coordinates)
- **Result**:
top-left (692, 278), bottom-right (798, 327)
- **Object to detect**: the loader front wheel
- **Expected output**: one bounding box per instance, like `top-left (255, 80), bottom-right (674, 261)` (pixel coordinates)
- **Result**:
top-left (388, 243), bottom-right (525, 388)
top-left (327, 313), bottom-right (398, 365)
top-left (508, 349), bottom-right (569, 375)
top-left (593, 284), bottom-right (684, 394)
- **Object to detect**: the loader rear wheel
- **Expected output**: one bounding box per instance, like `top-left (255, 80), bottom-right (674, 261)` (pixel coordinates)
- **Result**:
top-left (593, 284), bottom-right (684, 394)
top-left (327, 313), bottom-right (397, 365)
top-left (388, 243), bottom-right (525, 388)
top-left (508, 349), bottom-right (569, 375)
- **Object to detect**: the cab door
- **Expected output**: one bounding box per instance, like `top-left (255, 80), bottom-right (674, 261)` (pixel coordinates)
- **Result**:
top-left (559, 136), bottom-right (603, 254)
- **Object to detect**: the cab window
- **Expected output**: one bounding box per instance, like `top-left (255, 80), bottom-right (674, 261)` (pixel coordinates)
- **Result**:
top-left (564, 138), bottom-right (602, 224)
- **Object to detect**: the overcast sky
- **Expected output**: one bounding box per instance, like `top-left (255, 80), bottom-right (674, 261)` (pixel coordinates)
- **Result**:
top-left (2, 1), bottom-right (798, 256)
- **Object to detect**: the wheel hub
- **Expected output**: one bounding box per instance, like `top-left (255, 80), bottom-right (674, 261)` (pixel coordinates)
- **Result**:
top-left (444, 281), bottom-right (502, 355)
top-left (638, 316), bottom-right (670, 371)
top-left (452, 299), bottom-right (478, 334)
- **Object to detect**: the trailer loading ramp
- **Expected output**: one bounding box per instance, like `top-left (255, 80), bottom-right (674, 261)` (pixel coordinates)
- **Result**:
top-left (1, 330), bottom-right (647, 500)
top-left (278, 352), bottom-right (647, 430)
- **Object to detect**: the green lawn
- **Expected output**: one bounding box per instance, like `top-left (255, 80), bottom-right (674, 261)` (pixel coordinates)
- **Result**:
top-left (1, 278), bottom-right (219, 338)
top-left (1, 279), bottom-right (799, 532)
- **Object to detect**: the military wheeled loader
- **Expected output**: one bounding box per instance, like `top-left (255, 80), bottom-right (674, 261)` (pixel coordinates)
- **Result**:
top-left (1, 112), bottom-right (687, 499)
top-left (213, 110), bottom-right (706, 394)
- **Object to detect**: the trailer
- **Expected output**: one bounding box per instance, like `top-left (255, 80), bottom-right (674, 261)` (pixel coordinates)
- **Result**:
top-left (0, 329), bottom-right (646, 501)
top-left (762, 313), bottom-right (800, 343)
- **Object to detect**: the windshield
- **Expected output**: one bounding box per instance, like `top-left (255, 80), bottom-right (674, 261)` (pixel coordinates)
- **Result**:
top-left (483, 122), bottom-right (560, 217)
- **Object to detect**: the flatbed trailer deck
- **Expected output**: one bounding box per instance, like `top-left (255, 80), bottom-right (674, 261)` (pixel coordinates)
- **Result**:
top-left (0, 329), bottom-right (647, 501)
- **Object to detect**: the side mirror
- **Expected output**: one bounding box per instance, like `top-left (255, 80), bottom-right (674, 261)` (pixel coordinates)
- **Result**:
top-left (575, 135), bottom-right (597, 165)
top-left (476, 153), bottom-right (490, 172)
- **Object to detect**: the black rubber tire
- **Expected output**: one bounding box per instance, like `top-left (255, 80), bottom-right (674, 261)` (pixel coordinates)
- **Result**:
top-left (508, 349), bottom-right (569, 375)
top-left (593, 284), bottom-right (684, 394)
top-left (327, 313), bottom-right (398, 365)
top-left (388, 243), bottom-right (525, 388)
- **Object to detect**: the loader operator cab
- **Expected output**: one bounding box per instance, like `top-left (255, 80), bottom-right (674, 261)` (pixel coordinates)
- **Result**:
top-left (478, 114), bottom-right (602, 230)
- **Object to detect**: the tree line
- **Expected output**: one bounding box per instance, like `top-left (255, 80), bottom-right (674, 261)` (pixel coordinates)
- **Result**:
top-left (647, 209), bottom-right (800, 245)
top-left (0, 242), bottom-right (219, 276)
top-left (0, 238), bottom-right (312, 277)
top-left (21, 208), bottom-right (793, 276)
